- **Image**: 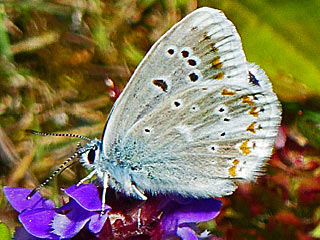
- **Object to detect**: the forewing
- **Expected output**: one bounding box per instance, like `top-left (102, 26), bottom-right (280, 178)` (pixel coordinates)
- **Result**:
top-left (102, 8), bottom-right (281, 198)
top-left (102, 7), bottom-right (248, 148)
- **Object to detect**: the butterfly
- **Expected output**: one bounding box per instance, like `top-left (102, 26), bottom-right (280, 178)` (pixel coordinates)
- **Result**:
top-left (29, 7), bottom-right (281, 213)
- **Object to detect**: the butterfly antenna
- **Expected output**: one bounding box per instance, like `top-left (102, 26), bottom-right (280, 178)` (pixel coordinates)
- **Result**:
top-left (26, 129), bottom-right (91, 141)
top-left (58, 160), bottom-right (79, 176)
top-left (27, 151), bottom-right (81, 199)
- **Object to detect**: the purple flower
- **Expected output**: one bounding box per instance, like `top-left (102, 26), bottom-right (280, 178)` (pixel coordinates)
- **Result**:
top-left (3, 184), bottom-right (110, 239)
top-left (5, 184), bottom-right (222, 239)
top-left (160, 198), bottom-right (222, 239)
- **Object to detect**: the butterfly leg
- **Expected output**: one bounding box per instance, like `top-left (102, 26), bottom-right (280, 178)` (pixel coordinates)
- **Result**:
top-left (132, 184), bottom-right (147, 200)
top-left (100, 172), bottom-right (109, 216)
top-left (137, 207), bottom-right (142, 228)
top-left (76, 169), bottom-right (97, 186)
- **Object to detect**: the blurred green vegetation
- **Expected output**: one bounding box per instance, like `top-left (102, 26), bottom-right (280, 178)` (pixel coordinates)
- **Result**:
top-left (0, 0), bottom-right (319, 239)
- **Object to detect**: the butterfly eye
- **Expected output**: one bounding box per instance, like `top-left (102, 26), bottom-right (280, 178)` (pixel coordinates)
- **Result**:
top-left (88, 149), bottom-right (96, 164)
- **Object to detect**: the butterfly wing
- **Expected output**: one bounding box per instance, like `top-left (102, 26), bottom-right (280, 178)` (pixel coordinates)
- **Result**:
top-left (101, 8), bottom-right (281, 198)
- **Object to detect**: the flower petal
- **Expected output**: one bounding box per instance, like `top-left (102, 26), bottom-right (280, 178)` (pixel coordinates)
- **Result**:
top-left (161, 198), bottom-right (222, 237)
top-left (14, 227), bottom-right (43, 240)
top-left (174, 198), bottom-right (222, 224)
top-left (3, 187), bottom-right (55, 213)
top-left (87, 212), bottom-right (110, 233)
top-left (51, 199), bottom-right (94, 238)
top-left (177, 225), bottom-right (199, 240)
top-left (63, 184), bottom-right (102, 211)
top-left (18, 208), bottom-right (59, 239)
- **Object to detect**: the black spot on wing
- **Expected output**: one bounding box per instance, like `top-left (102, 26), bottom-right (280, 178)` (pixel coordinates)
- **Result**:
top-left (181, 50), bottom-right (189, 58)
top-left (144, 128), bottom-right (151, 133)
top-left (167, 49), bottom-right (175, 55)
top-left (152, 79), bottom-right (168, 92)
top-left (188, 59), bottom-right (197, 66)
top-left (189, 73), bottom-right (199, 82)
top-left (174, 101), bottom-right (181, 107)
top-left (249, 72), bottom-right (260, 86)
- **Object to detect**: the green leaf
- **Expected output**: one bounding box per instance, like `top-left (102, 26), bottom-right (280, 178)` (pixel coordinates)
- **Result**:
top-left (0, 222), bottom-right (11, 240)
top-left (0, 5), bottom-right (12, 59)
top-left (311, 223), bottom-right (320, 238)
top-left (297, 110), bottom-right (320, 149)
top-left (122, 42), bottom-right (144, 66)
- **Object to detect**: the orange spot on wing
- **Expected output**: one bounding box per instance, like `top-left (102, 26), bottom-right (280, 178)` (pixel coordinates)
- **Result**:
top-left (240, 139), bottom-right (251, 155)
top-left (229, 159), bottom-right (240, 177)
top-left (250, 107), bottom-right (259, 117)
top-left (221, 89), bottom-right (235, 96)
top-left (229, 166), bottom-right (237, 177)
top-left (214, 72), bottom-right (224, 79)
top-left (203, 32), bottom-right (210, 41)
top-left (210, 43), bottom-right (218, 52)
top-left (242, 95), bottom-right (255, 105)
top-left (247, 122), bottom-right (257, 133)
top-left (212, 56), bottom-right (222, 69)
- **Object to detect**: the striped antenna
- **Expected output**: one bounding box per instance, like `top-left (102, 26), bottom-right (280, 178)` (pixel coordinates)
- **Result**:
top-left (26, 129), bottom-right (91, 142)
top-left (26, 145), bottom-right (91, 200)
